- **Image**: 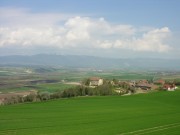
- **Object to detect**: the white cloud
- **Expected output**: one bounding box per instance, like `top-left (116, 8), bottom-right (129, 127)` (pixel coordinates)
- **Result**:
top-left (0, 7), bottom-right (172, 53)
top-left (64, 16), bottom-right (91, 46)
top-left (96, 40), bottom-right (113, 49)
top-left (132, 27), bottom-right (171, 52)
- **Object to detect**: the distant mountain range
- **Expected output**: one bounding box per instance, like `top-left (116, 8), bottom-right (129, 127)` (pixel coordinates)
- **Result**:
top-left (0, 54), bottom-right (180, 70)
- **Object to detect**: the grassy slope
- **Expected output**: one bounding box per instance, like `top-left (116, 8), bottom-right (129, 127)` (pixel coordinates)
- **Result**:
top-left (0, 91), bottom-right (180, 135)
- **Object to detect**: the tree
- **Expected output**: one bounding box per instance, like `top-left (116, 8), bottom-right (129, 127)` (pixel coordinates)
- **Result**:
top-left (24, 93), bottom-right (37, 102)
top-left (38, 92), bottom-right (50, 101)
top-left (112, 78), bottom-right (118, 85)
top-left (75, 85), bottom-right (86, 96)
top-left (82, 78), bottom-right (90, 86)
top-left (50, 91), bottom-right (63, 99)
top-left (98, 84), bottom-right (112, 96)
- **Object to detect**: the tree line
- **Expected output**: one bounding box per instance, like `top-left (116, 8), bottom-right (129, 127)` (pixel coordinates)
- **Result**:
top-left (1, 78), bottom-right (139, 105)
top-left (2, 83), bottom-right (118, 105)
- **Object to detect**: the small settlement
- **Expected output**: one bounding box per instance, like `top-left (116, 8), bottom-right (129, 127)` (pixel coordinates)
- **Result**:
top-left (122, 79), bottom-right (177, 91)
top-left (87, 77), bottom-right (178, 94)
top-left (0, 77), bottom-right (178, 105)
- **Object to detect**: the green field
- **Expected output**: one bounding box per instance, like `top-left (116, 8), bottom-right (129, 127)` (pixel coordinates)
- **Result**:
top-left (36, 83), bottom-right (76, 93)
top-left (0, 91), bottom-right (180, 135)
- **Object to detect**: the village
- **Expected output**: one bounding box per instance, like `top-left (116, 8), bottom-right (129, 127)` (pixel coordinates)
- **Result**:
top-left (0, 76), bottom-right (179, 106)
top-left (87, 77), bottom-right (178, 93)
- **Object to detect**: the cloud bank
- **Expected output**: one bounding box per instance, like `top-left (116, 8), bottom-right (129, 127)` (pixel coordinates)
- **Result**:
top-left (0, 7), bottom-right (172, 53)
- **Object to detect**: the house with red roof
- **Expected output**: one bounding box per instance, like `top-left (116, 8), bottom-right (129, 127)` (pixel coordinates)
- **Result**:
top-left (163, 83), bottom-right (177, 91)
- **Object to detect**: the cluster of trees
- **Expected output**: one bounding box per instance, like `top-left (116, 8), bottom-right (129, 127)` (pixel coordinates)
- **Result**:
top-left (52, 83), bottom-right (114, 99)
top-left (2, 83), bottom-right (115, 105)
top-left (2, 92), bottom-right (51, 105)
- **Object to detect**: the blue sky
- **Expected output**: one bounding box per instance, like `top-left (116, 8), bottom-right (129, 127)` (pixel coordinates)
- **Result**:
top-left (0, 0), bottom-right (180, 58)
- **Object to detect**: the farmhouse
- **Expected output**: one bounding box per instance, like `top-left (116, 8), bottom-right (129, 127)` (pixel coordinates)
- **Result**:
top-left (163, 83), bottom-right (177, 91)
top-left (89, 77), bottom-right (103, 86)
top-left (135, 80), bottom-right (157, 90)
top-left (136, 83), bottom-right (153, 90)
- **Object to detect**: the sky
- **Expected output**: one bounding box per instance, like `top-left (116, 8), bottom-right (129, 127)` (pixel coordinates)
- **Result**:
top-left (0, 0), bottom-right (180, 58)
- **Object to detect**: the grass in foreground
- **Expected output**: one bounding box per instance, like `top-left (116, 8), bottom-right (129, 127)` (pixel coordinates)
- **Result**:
top-left (0, 91), bottom-right (180, 135)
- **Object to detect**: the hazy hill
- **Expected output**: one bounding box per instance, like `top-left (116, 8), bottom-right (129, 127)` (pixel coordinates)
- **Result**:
top-left (0, 54), bottom-right (180, 70)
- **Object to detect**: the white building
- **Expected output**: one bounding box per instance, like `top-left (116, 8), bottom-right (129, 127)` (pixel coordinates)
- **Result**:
top-left (89, 77), bottom-right (103, 86)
